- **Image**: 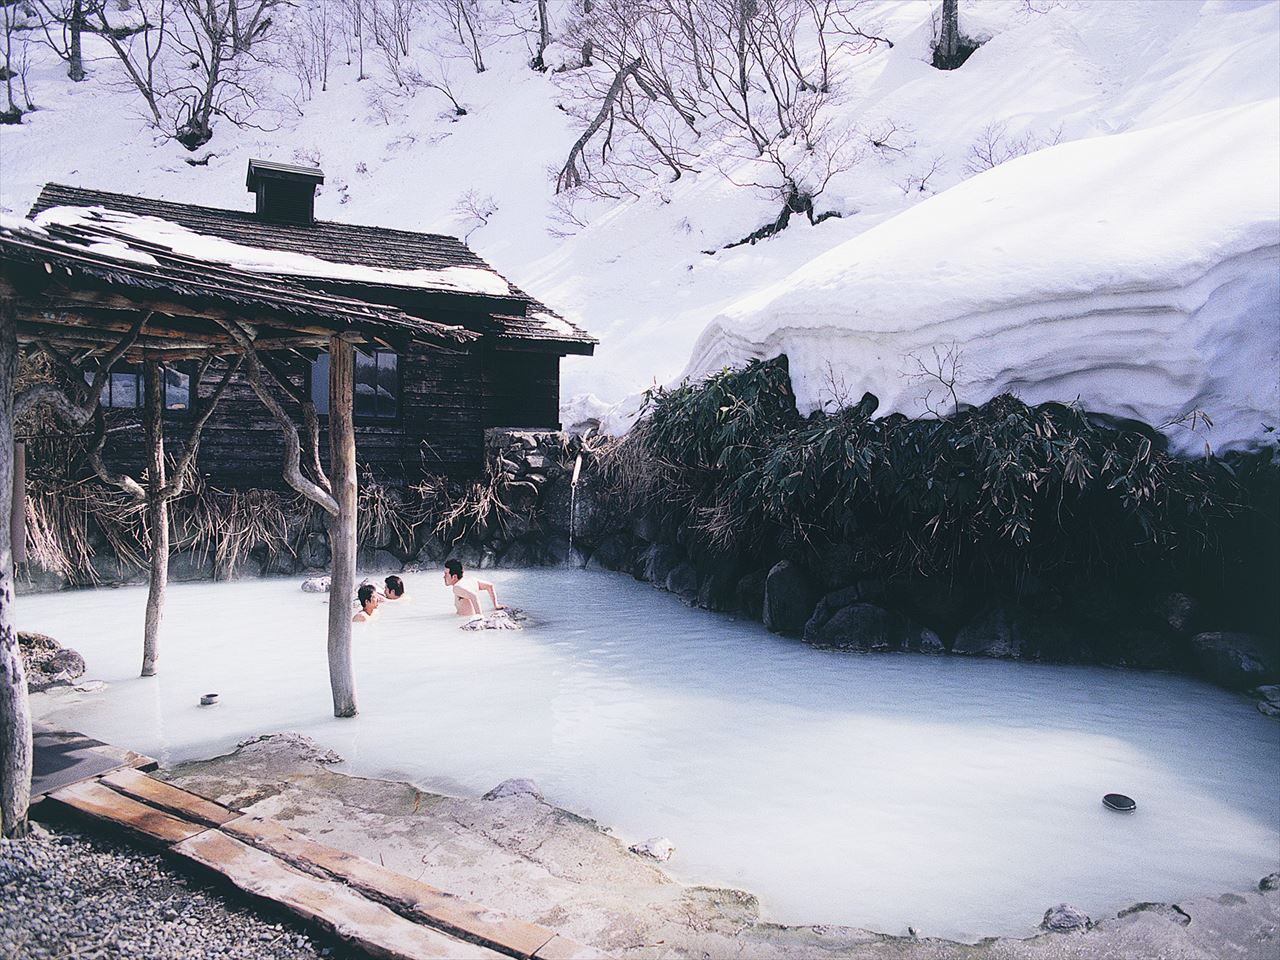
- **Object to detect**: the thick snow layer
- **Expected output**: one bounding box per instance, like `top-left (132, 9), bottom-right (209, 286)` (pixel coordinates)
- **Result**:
top-left (32, 206), bottom-right (513, 296)
top-left (0, 1), bottom-right (1276, 446)
top-left (688, 101), bottom-right (1280, 453)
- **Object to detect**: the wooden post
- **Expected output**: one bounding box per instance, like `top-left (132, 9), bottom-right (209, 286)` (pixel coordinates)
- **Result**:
top-left (0, 299), bottom-right (32, 838)
top-left (141, 359), bottom-right (167, 678)
top-left (327, 336), bottom-right (358, 718)
top-left (10, 441), bottom-right (23, 567)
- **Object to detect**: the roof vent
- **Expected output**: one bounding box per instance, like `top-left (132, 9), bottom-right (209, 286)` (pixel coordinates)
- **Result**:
top-left (246, 159), bottom-right (324, 225)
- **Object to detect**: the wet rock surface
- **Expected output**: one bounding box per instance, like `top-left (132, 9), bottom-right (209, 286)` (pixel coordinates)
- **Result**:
top-left (18, 631), bottom-right (86, 693)
top-left (1190, 632), bottom-right (1280, 690)
top-left (1040, 903), bottom-right (1091, 932)
top-left (155, 734), bottom-right (1280, 960)
top-left (0, 824), bottom-right (331, 960)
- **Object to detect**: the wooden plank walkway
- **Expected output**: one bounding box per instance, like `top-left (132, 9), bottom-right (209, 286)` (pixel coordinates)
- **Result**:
top-left (37, 735), bottom-right (602, 960)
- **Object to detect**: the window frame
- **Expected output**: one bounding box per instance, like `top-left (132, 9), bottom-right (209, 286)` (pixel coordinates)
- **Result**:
top-left (87, 362), bottom-right (196, 414)
top-left (307, 348), bottom-right (403, 424)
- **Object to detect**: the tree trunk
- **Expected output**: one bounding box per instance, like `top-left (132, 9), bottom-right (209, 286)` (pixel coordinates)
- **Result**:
top-left (940, 0), bottom-right (959, 59)
top-left (0, 299), bottom-right (32, 839)
top-left (326, 337), bottom-right (358, 718)
top-left (141, 360), bottom-right (167, 678)
top-left (68, 0), bottom-right (85, 82)
top-left (10, 441), bottom-right (23, 566)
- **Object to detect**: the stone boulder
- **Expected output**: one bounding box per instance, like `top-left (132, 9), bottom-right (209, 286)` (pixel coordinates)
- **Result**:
top-left (953, 604), bottom-right (1088, 662)
top-left (1190, 632), bottom-right (1280, 690)
top-left (629, 837), bottom-right (675, 861)
top-left (665, 562), bottom-right (700, 600)
top-left (19, 632), bottom-right (86, 693)
top-left (735, 570), bottom-right (767, 621)
top-left (1098, 626), bottom-right (1179, 670)
top-left (585, 534), bottom-right (632, 572)
top-left (1154, 592), bottom-right (1199, 634)
top-left (641, 544), bottom-right (682, 586)
top-left (460, 608), bottom-right (527, 631)
top-left (1253, 685), bottom-right (1280, 718)
top-left (696, 563), bottom-right (740, 612)
top-left (952, 606), bottom-right (1024, 659)
top-left (805, 603), bottom-right (942, 654)
top-left (1260, 872), bottom-right (1280, 891)
top-left (300, 576), bottom-right (330, 593)
top-left (1040, 903), bottom-right (1091, 933)
top-left (482, 777), bottom-right (543, 801)
top-left (762, 561), bottom-right (817, 635)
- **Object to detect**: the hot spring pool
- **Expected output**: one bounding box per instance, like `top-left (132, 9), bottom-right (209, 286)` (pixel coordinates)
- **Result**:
top-left (20, 569), bottom-right (1280, 941)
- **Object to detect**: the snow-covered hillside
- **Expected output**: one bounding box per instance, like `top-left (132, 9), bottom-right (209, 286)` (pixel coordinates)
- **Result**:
top-left (1, 0), bottom-right (1277, 450)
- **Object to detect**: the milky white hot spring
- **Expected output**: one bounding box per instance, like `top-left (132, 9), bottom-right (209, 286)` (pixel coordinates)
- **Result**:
top-left (22, 570), bottom-right (1280, 941)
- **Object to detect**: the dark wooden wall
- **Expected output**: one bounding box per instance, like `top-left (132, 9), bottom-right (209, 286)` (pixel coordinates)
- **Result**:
top-left (95, 344), bottom-right (561, 488)
top-left (482, 349), bottom-right (561, 429)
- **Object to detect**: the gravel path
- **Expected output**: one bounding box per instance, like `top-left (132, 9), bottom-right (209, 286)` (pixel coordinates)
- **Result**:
top-left (1, 822), bottom-right (354, 960)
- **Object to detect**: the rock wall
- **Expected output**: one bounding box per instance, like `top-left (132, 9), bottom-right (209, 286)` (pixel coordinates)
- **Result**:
top-left (567, 497), bottom-right (1280, 701)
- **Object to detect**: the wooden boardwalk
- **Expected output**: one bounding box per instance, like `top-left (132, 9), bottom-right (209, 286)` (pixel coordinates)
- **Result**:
top-left (33, 735), bottom-right (600, 960)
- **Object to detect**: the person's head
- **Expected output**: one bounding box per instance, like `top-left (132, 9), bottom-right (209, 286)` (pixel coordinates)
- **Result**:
top-left (357, 583), bottom-right (378, 612)
top-left (384, 575), bottom-right (405, 598)
top-left (443, 559), bottom-right (463, 586)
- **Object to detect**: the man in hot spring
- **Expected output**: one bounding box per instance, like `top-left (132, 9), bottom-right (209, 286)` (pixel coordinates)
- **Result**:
top-left (442, 559), bottom-right (504, 617)
top-left (352, 583), bottom-right (380, 622)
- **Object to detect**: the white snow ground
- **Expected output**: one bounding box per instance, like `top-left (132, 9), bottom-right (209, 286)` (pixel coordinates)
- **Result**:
top-left (1, 0), bottom-right (1277, 449)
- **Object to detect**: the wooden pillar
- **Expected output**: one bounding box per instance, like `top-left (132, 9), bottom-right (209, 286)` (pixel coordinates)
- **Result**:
top-left (326, 336), bottom-right (358, 717)
top-left (141, 359), bottom-right (167, 678)
top-left (0, 299), bottom-right (32, 837)
top-left (10, 441), bottom-right (23, 567)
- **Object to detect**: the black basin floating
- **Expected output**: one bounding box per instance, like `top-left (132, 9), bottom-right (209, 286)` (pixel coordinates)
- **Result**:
top-left (1103, 793), bottom-right (1136, 812)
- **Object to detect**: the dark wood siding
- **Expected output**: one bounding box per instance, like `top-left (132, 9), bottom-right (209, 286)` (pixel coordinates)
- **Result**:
top-left (98, 344), bottom-right (491, 488)
top-left (481, 349), bottom-right (560, 429)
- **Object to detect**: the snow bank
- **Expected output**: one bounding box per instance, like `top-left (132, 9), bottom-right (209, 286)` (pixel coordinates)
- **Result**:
top-left (687, 101), bottom-right (1280, 453)
top-left (32, 206), bottom-right (513, 297)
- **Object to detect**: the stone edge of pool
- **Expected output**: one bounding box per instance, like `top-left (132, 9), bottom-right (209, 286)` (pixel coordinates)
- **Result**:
top-left (129, 731), bottom-right (1280, 960)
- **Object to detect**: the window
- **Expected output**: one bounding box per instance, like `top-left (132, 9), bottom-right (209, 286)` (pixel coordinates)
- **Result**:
top-left (309, 349), bottom-right (399, 420)
top-left (88, 365), bottom-right (192, 411)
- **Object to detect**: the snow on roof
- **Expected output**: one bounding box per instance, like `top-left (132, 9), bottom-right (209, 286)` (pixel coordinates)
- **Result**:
top-left (686, 100), bottom-right (1280, 453)
top-left (33, 205), bottom-right (514, 297)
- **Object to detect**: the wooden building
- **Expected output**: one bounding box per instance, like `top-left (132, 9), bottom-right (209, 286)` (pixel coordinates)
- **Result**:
top-left (25, 162), bottom-right (595, 486)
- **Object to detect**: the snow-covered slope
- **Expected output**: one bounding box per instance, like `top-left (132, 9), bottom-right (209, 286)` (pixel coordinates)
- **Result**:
top-left (1, 0), bottom-right (1276, 449)
top-left (690, 101), bottom-right (1280, 452)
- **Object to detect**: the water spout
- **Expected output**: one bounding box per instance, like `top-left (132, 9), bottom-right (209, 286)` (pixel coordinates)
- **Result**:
top-left (567, 452), bottom-right (584, 566)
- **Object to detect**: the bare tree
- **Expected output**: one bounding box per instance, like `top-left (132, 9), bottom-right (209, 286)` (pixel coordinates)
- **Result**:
top-left (558, 0), bottom-right (885, 235)
top-left (932, 0), bottom-right (977, 70)
top-left (33, 0), bottom-right (93, 82)
top-left (1, 2), bottom-right (27, 122)
top-left (87, 0), bottom-right (168, 126)
top-left (963, 120), bottom-right (1062, 175)
top-left (530, 0), bottom-right (550, 70)
top-left (170, 0), bottom-right (279, 149)
top-left (430, 0), bottom-right (488, 73)
top-left (453, 189), bottom-right (497, 241)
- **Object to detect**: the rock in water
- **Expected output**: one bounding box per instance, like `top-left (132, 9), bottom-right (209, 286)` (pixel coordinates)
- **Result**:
top-left (1041, 903), bottom-right (1091, 932)
top-left (460, 608), bottom-right (528, 631)
top-left (300, 576), bottom-right (330, 593)
top-left (482, 778), bottom-right (543, 801)
top-left (763, 560), bottom-right (817, 635)
top-left (1190, 632), bottom-right (1280, 690)
top-left (1260, 872), bottom-right (1280, 892)
top-left (629, 837), bottom-right (675, 861)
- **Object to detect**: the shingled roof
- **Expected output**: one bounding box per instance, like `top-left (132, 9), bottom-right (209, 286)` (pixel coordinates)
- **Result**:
top-left (29, 183), bottom-right (596, 354)
top-left (0, 214), bottom-right (477, 356)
